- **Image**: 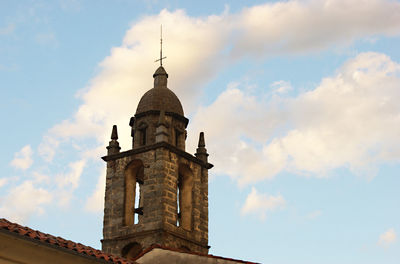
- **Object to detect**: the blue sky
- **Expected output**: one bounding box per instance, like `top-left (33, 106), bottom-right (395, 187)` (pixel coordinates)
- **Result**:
top-left (1, 0), bottom-right (400, 263)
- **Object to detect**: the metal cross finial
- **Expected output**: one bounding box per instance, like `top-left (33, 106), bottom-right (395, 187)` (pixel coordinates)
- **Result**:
top-left (155, 25), bottom-right (167, 66)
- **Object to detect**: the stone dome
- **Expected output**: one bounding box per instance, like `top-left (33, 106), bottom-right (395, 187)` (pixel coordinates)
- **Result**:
top-left (135, 66), bottom-right (184, 116)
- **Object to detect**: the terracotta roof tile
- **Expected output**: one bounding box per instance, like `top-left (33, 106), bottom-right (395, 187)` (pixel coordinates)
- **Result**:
top-left (134, 244), bottom-right (260, 264)
top-left (0, 218), bottom-right (135, 264)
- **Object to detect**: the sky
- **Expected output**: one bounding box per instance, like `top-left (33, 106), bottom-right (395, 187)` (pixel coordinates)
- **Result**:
top-left (0, 0), bottom-right (400, 263)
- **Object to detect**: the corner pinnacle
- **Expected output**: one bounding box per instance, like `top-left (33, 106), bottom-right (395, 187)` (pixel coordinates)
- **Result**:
top-left (111, 125), bottom-right (118, 140)
top-left (195, 132), bottom-right (208, 163)
top-left (198, 132), bottom-right (205, 148)
top-left (107, 125), bottom-right (121, 155)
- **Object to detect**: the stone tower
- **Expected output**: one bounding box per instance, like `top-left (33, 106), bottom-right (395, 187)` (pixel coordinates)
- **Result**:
top-left (101, 65), bottom-right (212, 259)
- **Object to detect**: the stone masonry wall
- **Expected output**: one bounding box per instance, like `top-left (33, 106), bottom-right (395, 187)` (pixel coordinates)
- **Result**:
top-left (102, 145), bottom-right (209, 256)
top-left (133, 113), bottom-right (186, 150)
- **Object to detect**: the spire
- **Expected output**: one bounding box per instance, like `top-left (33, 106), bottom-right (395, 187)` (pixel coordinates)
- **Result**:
top-left (107, 125), bottom-right (121, 155)
top-left (153, 25), bottom-right (168, 88)
top-left (154, 25), bottom-right (167, 66)
top-left (155, 110), bottom-right (169, 143)
top-left (195, 132), bottom-right (208, 163)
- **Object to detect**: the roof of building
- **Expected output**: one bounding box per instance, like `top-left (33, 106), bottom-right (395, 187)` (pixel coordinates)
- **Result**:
top-left (133, 244), bottom-right (260, 264)
top-left (136, 66), bottom-right (184, 116)
top-left (0, 218), bottom-right (257, 264)
top-left (0, 218), bottom-right (135, 264)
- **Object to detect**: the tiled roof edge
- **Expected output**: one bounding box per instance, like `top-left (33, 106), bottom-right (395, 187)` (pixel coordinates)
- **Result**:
top-left (0, 218), bottom-right (136, 264)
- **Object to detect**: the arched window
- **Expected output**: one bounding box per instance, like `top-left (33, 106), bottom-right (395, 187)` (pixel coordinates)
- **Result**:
top-left (140, 129), bottom-right (147, 145)
top-left (175, 129), bottom-right (180, 147)
top-left (124, 160), bottom-right (144, 226)
top-left (177, 164), bottom-right (193, 230)
top-left (121, 242), bottom-right (142, 259)
top-left (137, 122), bottom-right (148, 146)
top-left (174, 127), bottom-right (185, 148)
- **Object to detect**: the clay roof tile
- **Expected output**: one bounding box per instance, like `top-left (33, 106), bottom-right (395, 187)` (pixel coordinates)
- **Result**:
top-left (0, 218), bottom-right (136, 264)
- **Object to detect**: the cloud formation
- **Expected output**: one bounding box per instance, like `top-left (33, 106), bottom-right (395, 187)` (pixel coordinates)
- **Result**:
top-left (24, 0), bottom-right (400, 214)
top-left (42, 0), bottom-right (400, 156)
top-left (269, 52), bottom-right (400, 176)
top-left (306, 210), bottom-right (322, 220)
top-left (234, 0), bottom-right (400, 56)
top-left (38, 136), bottom-right (59, 162)
top-left (192, 52), bottom-right (400, 184)
top-left (85, 171), bottom-right (106, 212)
top-left (378, 228), bottom-right (396, 247)
top-left (0, 178), bottom-right (8, 188)
top-left (241, 187), bottom-right (285, 220)
top-left (0, 158), bottom-right (86, 221)
top-left (58, 160), bottom-right (86, 189)
top-left (10, 145), bottom-right (34, 170)
top-left (0, 181), bottom-right (52, 223)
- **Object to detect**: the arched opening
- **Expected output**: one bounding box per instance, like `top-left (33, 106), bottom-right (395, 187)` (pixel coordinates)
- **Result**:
top-left (137, 122), bottom-right (148, 146)
top-left (177, 187), bottom-right (181, 226)
top-left (124, 160), bottom-right (144, 226)
top-left (175, 129), bottom-right (180, 147)
top-left (134, 182), bottom-right (141, 224)
top-left (177, 164), bottom-right (193, 230)
top-left (121, 242), bottom-right (142, 259)
top-left (140, 128), bottom-right (147, 145)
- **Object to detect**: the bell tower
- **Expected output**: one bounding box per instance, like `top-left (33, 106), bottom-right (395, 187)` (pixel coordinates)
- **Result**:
top-left (101, 65), bottom-right (212, 259)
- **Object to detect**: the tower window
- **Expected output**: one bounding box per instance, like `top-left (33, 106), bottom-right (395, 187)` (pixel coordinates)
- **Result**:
top-left (137, 122), bottom-right (148, 146)
top-left (134, 182), bottom-right (142, 224)
top-left (177, 185), bottom-right (181, 226)
top-left (140, 128), bottom-right (147, 146)
top-left (124, 160), bottom-right (144, 226)
top-left (177, 164), bottom-right (193, 230)
top-left (175, 129), bottom-right (180, 147)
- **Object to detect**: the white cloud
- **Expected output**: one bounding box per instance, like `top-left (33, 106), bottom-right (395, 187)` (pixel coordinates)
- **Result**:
top-left (38, 135), bottom-right (59, 162)
top-left (46, 8), bottom-right (229, 149)
top-left (378, 228), bottom-right (396, 247)
top-left (271, 80), bottom-right (292, 94)
top-left (269, 52), bottom-right (400, 176)
top-left (40, 0), bottom-right (400, 166)
top-left (32, 172), bottom-right (50, 184)
top-left (306, 210), bottom-right (322, 219)
top-left (85, 170), bottom-right (106, 212)
top-left (0, 181), bottom-right (52, 224)
top-left (10, 145), bottom-right (34, 170)
top-left (234, 0), bottom-right (400, 56)
top-left (241, 187), bottom-right (285, 220)
top-left (29, 1), bottom-right (400, 208)
top-left (2, 157), bottom-right (86, 220)
top-left (0, 178), bottom-right (8, 188)
top-left (58, 160), bottom-right (86, 189)
top-left (190, 52), bottom-right (400, 184)
top-left (188, 85), bottom-right (289, 183)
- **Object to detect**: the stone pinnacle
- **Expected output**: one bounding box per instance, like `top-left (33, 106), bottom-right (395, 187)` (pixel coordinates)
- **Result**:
top-left (111, 125), bottom-right (118, 140)
top-left (198, 132), bottom-right (205, 148)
